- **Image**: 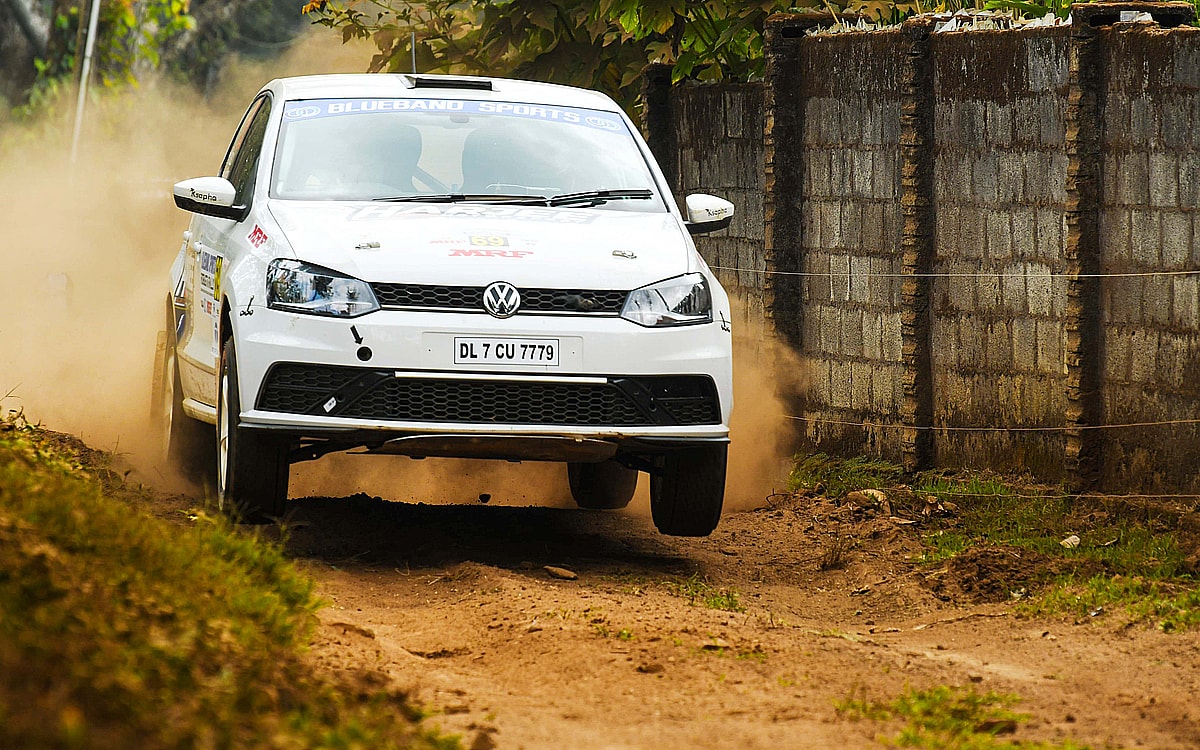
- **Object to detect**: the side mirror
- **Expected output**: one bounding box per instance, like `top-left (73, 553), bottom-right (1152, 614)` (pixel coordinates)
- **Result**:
top-left (173, 176), bottom-right (247, 221)
top-left (684, 193), bottom-right (735, 235)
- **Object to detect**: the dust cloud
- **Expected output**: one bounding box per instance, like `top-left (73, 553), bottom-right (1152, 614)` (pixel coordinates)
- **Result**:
top-left (0, 30), bottom-right (372, 468)
top-left (723, 297), bottom-right (805, 510)
top-left (0, 31), bottom-right (803, 516)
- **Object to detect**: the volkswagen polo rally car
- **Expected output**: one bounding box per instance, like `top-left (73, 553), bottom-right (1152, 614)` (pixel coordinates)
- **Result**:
top-left (153, 73), bottom-right (735, 536)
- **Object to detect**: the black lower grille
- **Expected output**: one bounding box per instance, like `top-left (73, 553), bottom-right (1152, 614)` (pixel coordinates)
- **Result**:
top-left (256, 364), bottom-right (720, 427)
top-left (342, 379), bottom-right (645, 425)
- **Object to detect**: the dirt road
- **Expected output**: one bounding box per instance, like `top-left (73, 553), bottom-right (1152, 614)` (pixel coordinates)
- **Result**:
top-left (263, 481), bottom-right (1200, 750)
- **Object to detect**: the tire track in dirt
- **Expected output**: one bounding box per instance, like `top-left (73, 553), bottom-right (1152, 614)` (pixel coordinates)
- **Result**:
top-left (268, 492), bottom-right (1200, 750)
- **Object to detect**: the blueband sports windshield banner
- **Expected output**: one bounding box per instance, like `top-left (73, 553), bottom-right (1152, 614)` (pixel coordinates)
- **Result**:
top-left (282, 98), bottom-right (628, 135)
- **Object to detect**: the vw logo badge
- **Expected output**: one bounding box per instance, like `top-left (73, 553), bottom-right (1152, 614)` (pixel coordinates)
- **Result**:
top-left (482, 281), bottom-right (521, 318)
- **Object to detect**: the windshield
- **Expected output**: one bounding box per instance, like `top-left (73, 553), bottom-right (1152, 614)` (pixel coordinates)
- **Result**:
top-left (271, 97), bottom-right (665, 212)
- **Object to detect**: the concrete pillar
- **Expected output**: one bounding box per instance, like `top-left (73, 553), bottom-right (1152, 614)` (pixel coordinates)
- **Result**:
top-left (898, 18), bottom-right (937, 472)
top-left (1063, 1), bottom-right (1195, 491)
top-left (641, 63), bottom-right (678, 194)
top-left (762, 13), bottom-right (850, 351)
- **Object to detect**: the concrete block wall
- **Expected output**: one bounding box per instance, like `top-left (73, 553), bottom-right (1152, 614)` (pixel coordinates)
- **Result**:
top-left (1096, 25), bottom-right (1200, 490)
top-left (793, 32), bottom-right (908, 460)
top-left (642, 73), bottom-right (768, 335)
top-left (929, 29), bottom-right (1071, 477)
top-left (678, 82), bottom-right (768, 327)
top-left (644, 5), bottom-right (1200, 493)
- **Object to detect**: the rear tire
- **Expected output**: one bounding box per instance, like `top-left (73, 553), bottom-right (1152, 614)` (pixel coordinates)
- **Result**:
top-left (649, 443), bottom-right (727, 537)
top-left (216, 340), bottom-right (289, 523)
top-left (151, 302), bottom-right (214, 482)
top-left (568, 460), bottom-right (638, 510)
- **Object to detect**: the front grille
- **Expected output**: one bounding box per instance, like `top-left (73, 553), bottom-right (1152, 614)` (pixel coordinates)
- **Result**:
top-left (371, 283), bottom-right (627, 315)
top-left (342, 379), bottom-right (646, 425)
top-left (256, 364), bottom-right (720, 427)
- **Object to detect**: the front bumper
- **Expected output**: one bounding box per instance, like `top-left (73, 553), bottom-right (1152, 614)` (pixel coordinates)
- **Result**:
top-left (234, 307), bottom-right (732, 457)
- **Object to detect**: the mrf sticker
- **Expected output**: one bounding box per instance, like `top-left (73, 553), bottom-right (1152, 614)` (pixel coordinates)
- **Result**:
top-left (247, 225), bottom-right (268, 249)
top-left (449, 248), bottom-right (533, 258)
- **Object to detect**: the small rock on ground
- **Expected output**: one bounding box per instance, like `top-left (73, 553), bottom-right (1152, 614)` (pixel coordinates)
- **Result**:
top-left (544, 565), bottom-right (578, 580)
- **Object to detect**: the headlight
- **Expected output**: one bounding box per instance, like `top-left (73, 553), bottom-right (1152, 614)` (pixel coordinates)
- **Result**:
top-left (266, 259), bottom-right (379, 317)
top-left (620, 273), bottom-right (712, 327)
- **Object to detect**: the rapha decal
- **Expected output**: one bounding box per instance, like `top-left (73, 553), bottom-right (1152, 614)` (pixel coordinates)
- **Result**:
top-left (449, 248), bottom-right (533, 258)
top-left (189, 187), bottom-right (219, 203)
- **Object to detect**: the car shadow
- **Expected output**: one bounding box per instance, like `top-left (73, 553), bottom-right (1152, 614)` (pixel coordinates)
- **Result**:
top-left (274, 493), bottom-right (698, 576)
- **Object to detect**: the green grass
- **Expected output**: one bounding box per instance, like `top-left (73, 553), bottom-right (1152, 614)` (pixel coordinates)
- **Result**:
top-left (1022, 575), bottom-right (1200, 632)
top-left (914, 475), bottom-right (1189, 577)
top-left (837, 684), bottom-right (1089, 749)
top-left (788, 454), bottom-right (1200, 630)
top-left (0, 415), bottom-right (458, 749)
top-left (788, 453), bottom-right (905, 498)
top-left (667, 573), bottom-right (745, 612)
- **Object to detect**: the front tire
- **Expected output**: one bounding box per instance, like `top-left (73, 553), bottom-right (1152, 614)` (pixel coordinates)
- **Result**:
top-left (216, 340), bottom-right (289, 522)
top-left (649, 444), bottom-right (727, 537)
top-left (568, 460), bottom-right (638, 510)
top-left (151, 303), bottom-right (214, 482)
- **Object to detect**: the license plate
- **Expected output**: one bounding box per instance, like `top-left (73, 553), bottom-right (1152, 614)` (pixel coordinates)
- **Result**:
top-left (453, 337), bottom-right (560, 366)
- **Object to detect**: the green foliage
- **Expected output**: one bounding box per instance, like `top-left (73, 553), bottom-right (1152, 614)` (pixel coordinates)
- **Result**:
top-left (984, 0), bottom-right (1198, 22)
top-left (0, 415), bottom-right (455, 749)
top-left (14, 0), bottom-right (194, 120)
top-left (303, 0), bottom-right (797, 111)
top-left (96, 0), bottom-right (194, 86)
top-left (304, 0), bottom-right (1200, 115)
top-left (836, 685), bottom-right (1088, 749)
top-left (788, 452), bottom-right (905, 498)
top-left (985, 0), bottom-right (1073, 19)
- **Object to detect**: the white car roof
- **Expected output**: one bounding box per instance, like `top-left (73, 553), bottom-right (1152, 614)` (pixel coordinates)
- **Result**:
top-left (261, 74), bottom-right (622, 112)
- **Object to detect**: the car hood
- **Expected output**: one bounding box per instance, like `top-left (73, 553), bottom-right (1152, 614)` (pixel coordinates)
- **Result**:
top-left (267, 201), bottom-right (692, 289)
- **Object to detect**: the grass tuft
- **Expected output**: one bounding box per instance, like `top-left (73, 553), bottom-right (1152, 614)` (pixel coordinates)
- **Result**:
top-left (667, 573), bottom-right (745, 612)
top-left (819, 533), bottom-right (853, 571)
top-left (788, 453), bottom-right (905, 498)
top-left (1022, 575), bottom-right (1200, 632)
top-left (836, 684), bottom-right (1088, 749)
top-left (0, 416), bottom-right (457, 749)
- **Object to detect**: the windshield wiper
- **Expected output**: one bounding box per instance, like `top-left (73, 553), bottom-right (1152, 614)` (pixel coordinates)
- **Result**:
top-left (547, 188), bottom-right (655, 207)
top-left (372, 189), bottom-right (656, 207)
top-left (372, 193), bottom-right (548, 204)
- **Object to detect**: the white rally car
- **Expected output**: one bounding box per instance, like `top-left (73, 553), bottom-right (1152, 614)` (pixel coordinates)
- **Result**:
top-left (154, 73), bottom-right (735, 536)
